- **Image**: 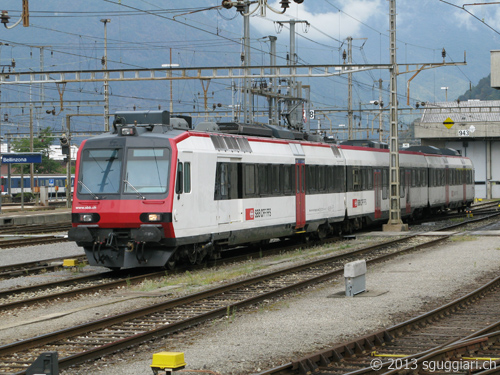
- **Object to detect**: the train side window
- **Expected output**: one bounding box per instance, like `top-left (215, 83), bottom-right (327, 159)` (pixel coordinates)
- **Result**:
top-left (228, 163), bottom-right (239, 199)
top-left (367, 168), bottom-right (373, 190)
top-left (271, 164), bottom-right (280, 195)
top-left (412, 169), bottom-right (416, 187)
top-left (400, 170), bottom-right (405, 197)
top-left (243, 164), bottom-right (254, 197)
top-left (281, 165), bottom-right (293, 195)
top-left (215, 162), bottom-right (232, 200)
top-left (176, 162), bottom-right (184, 195)
top-left (258, 164), bottom-right (269, 196)
top-left (317, 165), bottom-right (326, 192)
top-left (326, 166), bottom-right (333, 193)
top-left (352, 168), bottom-right (360, 191)
top-left (382, 168), bottom-right (388, 199)
top-left (183, 162), bottom-right (191, 193)
top-left (307, 165), bottom-right (317, 193)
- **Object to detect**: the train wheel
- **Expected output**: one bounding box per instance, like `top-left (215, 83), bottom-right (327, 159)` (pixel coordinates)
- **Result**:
top-left (187, 248), bottom-right (197, 265)
top-left (166, 259), bottom-right (176, 270)
top-left (316, 224), bottom-right (329, 240)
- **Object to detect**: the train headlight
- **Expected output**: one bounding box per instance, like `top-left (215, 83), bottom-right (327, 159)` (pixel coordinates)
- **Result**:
top-left (120, 127), bottom-right (136, 136)
top-left (147, 213), bottom-right (162, 222)
top-left (140, 213), bottom-right (169, 223)
top-left (74, 213), bottom-right (100, 223)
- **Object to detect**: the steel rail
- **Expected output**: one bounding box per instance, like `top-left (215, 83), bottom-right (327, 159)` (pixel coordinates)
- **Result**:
top-left (0, 255), bottom-right (85, 280)
top-left (256, 264), bottom-right (500, 375)
top-left (0, 235), bottom-right (450, 374)
top-left (0, 235), bottom-right (67, 249)
top-left (0, 223), bottom-right (71, 235)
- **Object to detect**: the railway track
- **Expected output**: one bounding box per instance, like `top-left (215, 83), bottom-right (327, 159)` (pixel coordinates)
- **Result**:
top-left (0, 233), bottom-right (452, 374)
top-left (258, 274), bottom-right (500, 375)
top-left (0, 235), bottom-right (67, 249)
top-left (3, 209), bottom-right (498, 315)
top-left (0, 212), bottom-right (498, 374)
top-left (0, 255), bottom-right (86, 280)
top-left (0, 234), bottom-right (422, 313)
top-left (0, 223), bottom-right (71, 235)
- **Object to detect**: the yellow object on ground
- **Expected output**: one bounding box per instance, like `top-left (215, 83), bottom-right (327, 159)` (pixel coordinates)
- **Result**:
top-left (151, 352), bottom-right (186, 370)
top-left (63, 259), bottom-right (78, 267)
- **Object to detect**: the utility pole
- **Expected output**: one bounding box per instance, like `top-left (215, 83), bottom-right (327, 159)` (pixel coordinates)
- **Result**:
top-left (384, 0), bottom-right (408, 232)
top-left (170, 48), bottom-right (173, 114)
top-left (200, 79), bottom-right (211, 121)
top-left (65, 115), bottom-right (71, 208)
top-left (277, 19), bottom-right (309, 130)
top-left (347, 37), bottom-right (353, 140)
top-left (268, 36), bottom-right (278, 125)
top-left (39, 47), bottom-right (45, 106)
top-left (101, 19), bottom-right (111, 132)
top-left (242, 2), bottom-right (252, 124)
top-left (378, 78), bottom-right (383, 141)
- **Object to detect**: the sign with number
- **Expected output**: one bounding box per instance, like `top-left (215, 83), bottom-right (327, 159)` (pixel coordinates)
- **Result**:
top-left (458, 129), bottom-right (470, 137)
top-left (309, 110), bottom-right (315, 120)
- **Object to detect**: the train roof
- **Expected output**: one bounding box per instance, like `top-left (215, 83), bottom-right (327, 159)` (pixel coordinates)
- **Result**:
top-left (340, 140), bottom-right (389, 149)
top-left (403, 145), bottom-right (461, 156)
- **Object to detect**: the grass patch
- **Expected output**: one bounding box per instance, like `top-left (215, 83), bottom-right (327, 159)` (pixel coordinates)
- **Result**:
top-left (450, 235), bottom-right (477, 242)
top-left (134, 239), bottom-right (376, 294)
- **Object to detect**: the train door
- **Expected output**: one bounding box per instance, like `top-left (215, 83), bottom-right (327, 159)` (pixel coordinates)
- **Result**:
top-left (374, 169), bottom-right (382, 219)
top-left (175, 154), bottom-right (194, 227)
top-left (215, 160), bottom-right (242, 225)
top-left (295, 159), bottom-right (306, 230)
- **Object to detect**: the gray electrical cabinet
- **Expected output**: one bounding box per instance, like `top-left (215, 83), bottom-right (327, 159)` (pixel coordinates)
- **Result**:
top-left (344, 259), bottom-right (367, 297)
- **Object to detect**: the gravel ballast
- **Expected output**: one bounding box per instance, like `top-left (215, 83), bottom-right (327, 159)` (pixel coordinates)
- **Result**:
top-left (53, 234), bottom-right (500, 375)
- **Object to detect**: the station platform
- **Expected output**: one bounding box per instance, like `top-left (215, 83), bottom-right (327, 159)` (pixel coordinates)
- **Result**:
top-left (0, 205), bottom-right (71, 226)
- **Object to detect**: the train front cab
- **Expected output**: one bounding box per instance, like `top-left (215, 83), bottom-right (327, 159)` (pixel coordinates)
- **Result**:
top-left (69, 132), bottom-right (178, 269)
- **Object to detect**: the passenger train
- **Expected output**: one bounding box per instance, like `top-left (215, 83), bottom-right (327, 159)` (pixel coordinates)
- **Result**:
top-left (1, 174), bottom-right (74, 197)
top-left (68, 111), bottom-right (474, 270)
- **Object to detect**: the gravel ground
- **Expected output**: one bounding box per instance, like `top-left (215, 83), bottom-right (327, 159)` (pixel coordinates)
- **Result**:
top-left (1, 226), bottom-right (499, 375)
top-left (59, 234), bottom-right (500, 375)
top-left (0, 241), bottom-right (89, 290)
top-left (0, 240), bottom-right (84, 266)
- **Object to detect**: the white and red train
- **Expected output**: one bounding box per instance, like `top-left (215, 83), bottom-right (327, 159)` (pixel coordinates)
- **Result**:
top-left (68, 111), bottom-right (474, 269)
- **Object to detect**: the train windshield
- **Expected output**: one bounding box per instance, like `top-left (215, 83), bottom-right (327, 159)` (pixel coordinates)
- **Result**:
top-left (124, 148), bottom-right (169, 193)
top-left (79, 149), bottom-right (122, 194)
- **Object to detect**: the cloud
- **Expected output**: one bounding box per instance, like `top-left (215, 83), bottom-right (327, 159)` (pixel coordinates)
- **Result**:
top-left (446, 2), bottom-right (500, 33)
top-left (250, 0), bottom-right (385, 43)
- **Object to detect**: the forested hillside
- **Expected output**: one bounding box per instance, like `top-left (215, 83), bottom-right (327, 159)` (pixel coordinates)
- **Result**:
top-left (457, 75), bottom-right (500, 101)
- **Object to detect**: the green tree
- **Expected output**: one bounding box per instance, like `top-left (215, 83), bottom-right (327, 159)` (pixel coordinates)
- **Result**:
top-left (11, 127), bottom-right (65, 174)
top-left (458, 74), bottom-right (500, 101)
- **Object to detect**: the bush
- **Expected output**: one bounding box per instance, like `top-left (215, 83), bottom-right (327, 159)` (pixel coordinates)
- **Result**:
top-left (13, 192), bottom-right (35, 203)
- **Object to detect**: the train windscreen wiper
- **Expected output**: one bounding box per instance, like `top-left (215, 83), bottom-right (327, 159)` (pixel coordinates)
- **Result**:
top-left (123, 180), bottom-right (146, 200)
top-left (78, 180), bottom-right (99, 200)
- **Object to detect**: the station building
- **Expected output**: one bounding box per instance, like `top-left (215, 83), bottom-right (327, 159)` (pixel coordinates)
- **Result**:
top-left (414, 100), bottom-right (500, 199)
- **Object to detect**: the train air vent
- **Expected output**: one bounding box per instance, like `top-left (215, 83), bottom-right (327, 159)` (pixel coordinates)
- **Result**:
top-left (210, 134), bottom-right (252, 153)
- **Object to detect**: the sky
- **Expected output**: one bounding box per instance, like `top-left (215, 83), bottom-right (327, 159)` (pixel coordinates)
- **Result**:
top-left (1, 0), bottom-right (500, 136)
